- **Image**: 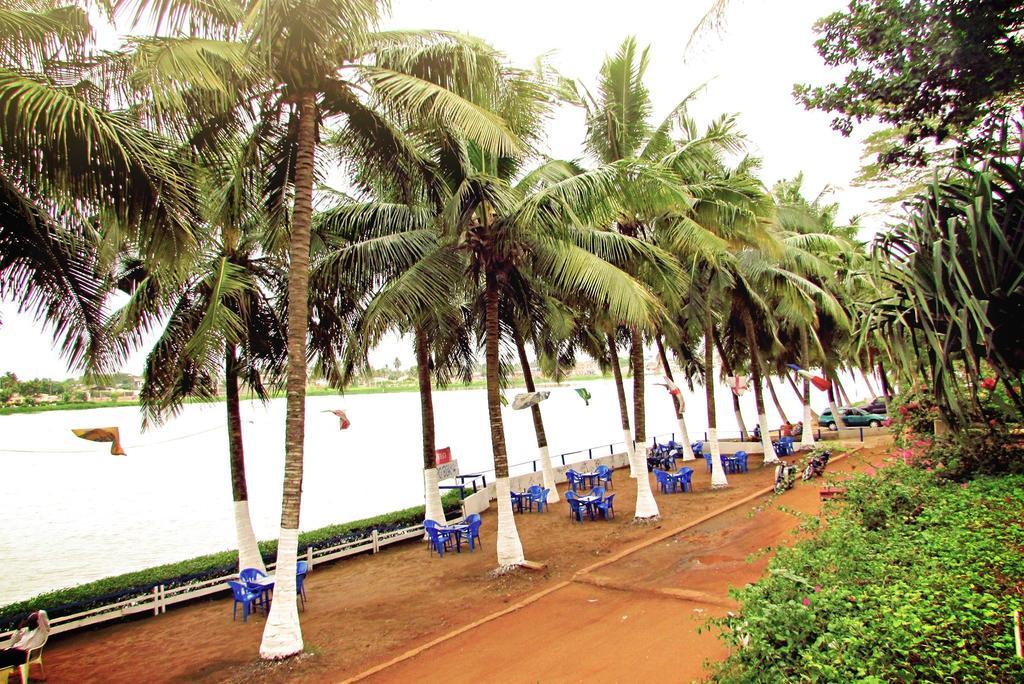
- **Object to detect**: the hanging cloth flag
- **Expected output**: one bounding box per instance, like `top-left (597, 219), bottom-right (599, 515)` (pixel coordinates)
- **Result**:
top-left (575, 387), bottom-right (592, 406)
top-left (655, 376), bottom-right (686, 410)
top-left (511, 391), bottom-right (550, 410)
top-left (435, 446), bottom-right (452, 466)
top-left (729, 375), bottom-right (751, 396)
top-left (323, 409), bottom-right (351, 429)
top-left (786, 364), bottom-right (831, 392)
top-left (71, 427), bottom-right (126, 456)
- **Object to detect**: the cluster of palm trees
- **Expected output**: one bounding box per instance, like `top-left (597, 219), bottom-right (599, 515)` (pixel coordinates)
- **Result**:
top-left (2, 0), bottom-right (895, 661)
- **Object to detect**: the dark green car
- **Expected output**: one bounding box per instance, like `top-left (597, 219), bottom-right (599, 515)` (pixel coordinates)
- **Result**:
top-left (819, 406), bottom-right (886, 430)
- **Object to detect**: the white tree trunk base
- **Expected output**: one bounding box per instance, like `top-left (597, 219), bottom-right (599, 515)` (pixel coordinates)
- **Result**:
top-left (495, 478), bottom-right (525, 569)
top-left (423, 467), bottom-right (446, 538)
top-left (708, 428), bottom-right (729, 488)
top-left (259, 527), bottom-right (303, 660)
top-left (633, 442), bottom-right (660, 519)
top-left (676, 419), bottom-right (695, 461)
top-left (801, 402), bottom-right (816, 448)
top-left (624, 429), bottom-right (638, 478)
top-left (538, 446), bottom-right (559, 503)
top-left (234, 500), bottom-right (266, 574)
top-left (759, 413), bottom-right (780, 464)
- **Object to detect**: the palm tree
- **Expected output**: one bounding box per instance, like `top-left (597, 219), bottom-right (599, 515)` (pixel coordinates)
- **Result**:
top-left (120, 0), bottom-right (520, 656)
top-left (111, 140), bottom-right (286, 576)
top-left (1, 1), bottom-right (196, 373)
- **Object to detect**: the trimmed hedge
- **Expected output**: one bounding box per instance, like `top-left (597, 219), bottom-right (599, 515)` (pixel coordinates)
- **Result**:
top-left (709, 465), bottom-right (1024, 682)
top-left (0, 491), bottom-right (463, 631)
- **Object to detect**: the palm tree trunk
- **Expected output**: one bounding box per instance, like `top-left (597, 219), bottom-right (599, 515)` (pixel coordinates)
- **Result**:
top-left (786, 372), bottom-right (806, 403)
top-left (799, 328), bottom-right (816, 448)
top-left (260, 91), bottom-right (316, 660)
top-left (607, 333), bottom-right (637, 478)
top-left (416, 329), bottom-right (446, 526)
top-left (741, 309), bottom-right (778, 464)
top-left (655, 335), bottom-right (694, 461)
top-left (836, 373), bottom-right (853, 406)
top-left (226, 343), bottom-right (265, 574)
top-left (825, 363), bottom-right (847, 429)
top-left (878, 361), bottom-right (892, 399)
top-left (514, 329), bottom-right (558, 503)
top-left (629, 328), bottom-right (658, 520)
top-left (766, 375), bottom-right (790, 424)
top-left (861, 368), bottom-right (878, 398)
top-left (704, 315), bottom-right (728, 488)
top-left (486, 268), bottom-right (523, 568)
top-left (714, 334), bottom-right (749, 440)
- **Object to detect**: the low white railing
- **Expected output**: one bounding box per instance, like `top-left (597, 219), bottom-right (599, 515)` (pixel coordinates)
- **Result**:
top-left (0, 518), bottom-right (450, 642)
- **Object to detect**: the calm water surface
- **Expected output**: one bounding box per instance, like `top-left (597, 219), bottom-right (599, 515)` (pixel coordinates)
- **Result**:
top-left (0, 374), bottom-right (870, 605)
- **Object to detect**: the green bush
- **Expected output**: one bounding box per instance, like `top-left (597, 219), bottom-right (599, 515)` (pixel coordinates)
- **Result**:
top-left (0, 490), bottom-right (464, 630)
top-left (709, 466), bottom-right (1024, 682)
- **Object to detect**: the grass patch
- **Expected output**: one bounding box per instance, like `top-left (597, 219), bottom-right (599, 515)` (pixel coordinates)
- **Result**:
top-left (0, 490), bottom-right (464, 631)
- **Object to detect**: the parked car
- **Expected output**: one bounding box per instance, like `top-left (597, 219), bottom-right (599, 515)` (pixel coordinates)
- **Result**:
top-left (862, 396), bottom-right (888, 414)
top-left (819, 406), bottom-right (886, 430)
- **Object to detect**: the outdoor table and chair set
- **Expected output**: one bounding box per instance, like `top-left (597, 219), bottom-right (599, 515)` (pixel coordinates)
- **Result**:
top-left (227, 561), bottom-right (309, 623)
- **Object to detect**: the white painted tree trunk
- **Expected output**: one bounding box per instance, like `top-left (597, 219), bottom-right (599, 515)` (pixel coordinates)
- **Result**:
top-left (801, 401), bottom-right (816, 448)
top-left (708, 428), bottom-right (729, 488)
top-left (759, 413), bottom-right (779, 464)
top-left (495, 477), bottom-right (525, 568)
top-left (624, 428), bottom-right (638, 478)
top-left (538, 446), bottom-right (559, 503)
top-left (423, 467), bottom-right (446, 527)
top-left (633, 441), bottom-right (660, 520)
top-left (676, 418), bottom-right (695, 461)
top-left (259, 527), bottom-right (302, 659)
top-left (234, 500), bottom-right (266, 574)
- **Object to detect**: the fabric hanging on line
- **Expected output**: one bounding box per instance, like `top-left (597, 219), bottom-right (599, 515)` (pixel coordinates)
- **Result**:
top-left (511, 391), bottom-right (550, 410)
top-left (71, 427), bottom-right (126, 456)
top-left (323, 409), bottom-right (351, 429)
top-left (786, 364), bottom-right (831, 392)
top-left (729, 375), bottom-right (751, 396)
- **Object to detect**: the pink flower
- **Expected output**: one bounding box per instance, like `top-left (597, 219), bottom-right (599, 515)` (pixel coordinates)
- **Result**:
top-left (960, 483), bottom-right (969, 489)
top-left (981, 377), bottom-right (997, 391)
top-left (814, 585), bottom-right (822, 593)
top-left (802, 597), bottom-right (810, 606)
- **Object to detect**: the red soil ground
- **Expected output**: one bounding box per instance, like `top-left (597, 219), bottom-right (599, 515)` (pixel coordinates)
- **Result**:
top-left (39, 437), bottom-right (889, 683)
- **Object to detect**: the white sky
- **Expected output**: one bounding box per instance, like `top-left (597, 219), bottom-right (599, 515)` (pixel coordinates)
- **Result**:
top-left (0, 0), bottom-right (890, 380)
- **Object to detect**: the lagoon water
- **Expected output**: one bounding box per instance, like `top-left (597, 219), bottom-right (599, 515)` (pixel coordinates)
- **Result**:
top-left (0, 373), bottom-right (871, 605)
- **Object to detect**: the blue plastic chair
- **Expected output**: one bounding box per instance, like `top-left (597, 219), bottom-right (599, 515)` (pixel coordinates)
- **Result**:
top-left (595, 493), bottom-right (616, 519)
top-left (676, 467), bottom-right (694, 492)
top-left (734, 451), bottom-right (749, 473)
top-left (530, 487), bottom-right (549, 513)
top-left (590, 486), bottom-right (606, 500)
top-left (703, 453), bottom-right (713, 473)
top-left (424, 520), bottom-right (453, 557)
top-left (692, 441), bottom-right (704, 456)
top-left (653, 469), bottom-right (670, 493)
top-left (295, 560), bottom-right (309, 609)
top-left (595, 465), bottom-right (613, 489)
top-left (461, 518), bottom-right (482, 551)
top-left (228, 580), bottom-right (260, 622)
top-left (565, 491), bottom-right (587, 522)
top-left (240, 567), bottom-right (271, 609)
top-left (565, 469), bottom-right (582, 491)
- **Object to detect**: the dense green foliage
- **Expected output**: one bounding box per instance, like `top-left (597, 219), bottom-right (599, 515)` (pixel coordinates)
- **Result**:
top-left (710, 465), bottom-right (1024, 682)
top-left (795, 0), bottom-right (1024, 166)
top-left (0, 490), bottom-right (463, 630)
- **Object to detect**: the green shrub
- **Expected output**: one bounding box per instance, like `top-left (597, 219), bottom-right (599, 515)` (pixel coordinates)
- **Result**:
top-left (0, 489), bottom-right (464, 630)
top-left (709, 466), bottom-right (1024, 682)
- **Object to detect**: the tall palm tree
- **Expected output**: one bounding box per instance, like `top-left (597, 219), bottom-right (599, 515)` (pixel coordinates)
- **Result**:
top-left (120, 0), bottom-right (520, 656)
top-left (111, 138), bottom-right (287, 575)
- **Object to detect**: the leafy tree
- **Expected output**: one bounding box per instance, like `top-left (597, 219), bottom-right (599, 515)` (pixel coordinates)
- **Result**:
top-left (794, 0), bottom-right (1024, 166)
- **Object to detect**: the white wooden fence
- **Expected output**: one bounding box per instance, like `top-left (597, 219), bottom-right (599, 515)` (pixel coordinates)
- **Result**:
top-left (0, 519), bottom-right (446, 642)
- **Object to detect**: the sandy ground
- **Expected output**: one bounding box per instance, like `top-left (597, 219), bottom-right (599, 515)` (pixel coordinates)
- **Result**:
top-left (38, 436), bottom-right (889, 683)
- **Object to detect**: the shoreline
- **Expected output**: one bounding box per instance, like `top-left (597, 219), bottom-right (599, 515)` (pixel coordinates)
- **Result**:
top-left (0, 374), bottom-right (611, 416)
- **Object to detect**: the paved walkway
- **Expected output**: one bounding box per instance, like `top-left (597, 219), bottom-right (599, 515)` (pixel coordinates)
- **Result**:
top-left (349, 448), bottom-right (882, 683)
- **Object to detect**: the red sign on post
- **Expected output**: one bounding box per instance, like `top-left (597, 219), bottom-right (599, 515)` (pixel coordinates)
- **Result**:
top-left (435, 446), bottom-right (452, 466)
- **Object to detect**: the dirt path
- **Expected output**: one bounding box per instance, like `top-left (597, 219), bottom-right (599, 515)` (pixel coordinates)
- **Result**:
top-left (41, 438), bottom-right (889, 683)
top-left (353, 445), bottom-right (886, 683)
